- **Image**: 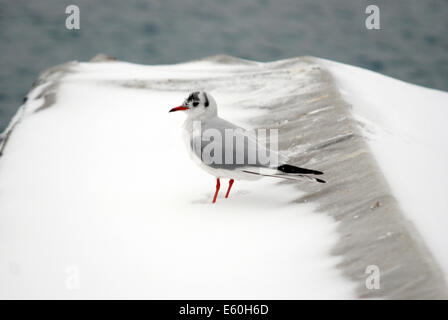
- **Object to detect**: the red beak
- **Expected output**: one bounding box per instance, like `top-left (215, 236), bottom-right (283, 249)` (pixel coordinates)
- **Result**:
top-left (169, 105), bottom-right (189, 113)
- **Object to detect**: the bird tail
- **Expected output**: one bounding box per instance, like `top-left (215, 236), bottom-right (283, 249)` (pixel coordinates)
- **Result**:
top-left (242, 164), bottom-right (326, 183)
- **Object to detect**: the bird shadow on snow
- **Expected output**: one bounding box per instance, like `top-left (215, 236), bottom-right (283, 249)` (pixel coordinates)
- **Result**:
top-left (190, 180), bottom-right (307, 210)
top-left (191, 190), bottom-right (251, 205)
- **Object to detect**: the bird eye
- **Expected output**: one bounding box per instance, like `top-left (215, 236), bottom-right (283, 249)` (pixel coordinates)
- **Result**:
top-left (193, 102), bottom-right (199, 107)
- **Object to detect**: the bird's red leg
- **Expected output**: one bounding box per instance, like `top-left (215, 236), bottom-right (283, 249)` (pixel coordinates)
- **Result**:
top-left (212, 178), bottom-right (220, 203)
top-left (225, 179), bottom-right (234, 198)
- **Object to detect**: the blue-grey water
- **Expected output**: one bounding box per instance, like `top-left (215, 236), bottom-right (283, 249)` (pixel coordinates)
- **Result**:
top-left (1, 0), bottom-right (447, 131)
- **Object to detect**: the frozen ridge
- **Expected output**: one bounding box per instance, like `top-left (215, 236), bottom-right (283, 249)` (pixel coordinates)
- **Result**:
top-left (0, 54), bottom-right (447, 299)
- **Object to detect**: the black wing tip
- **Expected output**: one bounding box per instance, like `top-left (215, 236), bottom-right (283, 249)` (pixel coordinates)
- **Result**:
top-left (316, 178), bottom-right (326, 183)
top-left (277, 164), bottom-right (324, 175)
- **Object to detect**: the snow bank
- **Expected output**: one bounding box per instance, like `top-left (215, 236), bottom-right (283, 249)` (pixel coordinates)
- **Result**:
top-left (4, 55), bottom-right (446, 299)
top-left (322, 59), bottom-right (448, 279)
top-left (0, 59), bottom-right (355, 299)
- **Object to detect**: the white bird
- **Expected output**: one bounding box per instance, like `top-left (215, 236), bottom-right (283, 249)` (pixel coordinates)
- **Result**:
top-left (169, 91), bottom-right (325, 203)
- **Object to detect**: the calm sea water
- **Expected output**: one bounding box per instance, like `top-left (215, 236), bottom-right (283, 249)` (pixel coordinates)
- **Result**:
top-left (1, 0), bottom-right (447, 131)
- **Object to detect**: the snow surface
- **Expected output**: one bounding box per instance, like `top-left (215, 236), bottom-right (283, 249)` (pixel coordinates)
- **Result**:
top-left (0, 60), bottom-right (356, 299)
top-left (322, 59), bottom-right (448, 279)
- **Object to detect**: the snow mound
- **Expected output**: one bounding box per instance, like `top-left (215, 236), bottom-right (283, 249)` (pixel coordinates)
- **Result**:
top-left (1, 54), bottom-right (447, 299)
top-left (0, 57), bottom-right (355, 299)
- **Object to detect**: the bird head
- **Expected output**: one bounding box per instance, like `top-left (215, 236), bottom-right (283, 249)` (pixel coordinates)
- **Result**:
top-left (169, 91), bottom-right (217, 118)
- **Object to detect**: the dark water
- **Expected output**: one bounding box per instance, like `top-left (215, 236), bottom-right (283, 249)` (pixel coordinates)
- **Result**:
top-left (1, 0), bottom-right (447, 131)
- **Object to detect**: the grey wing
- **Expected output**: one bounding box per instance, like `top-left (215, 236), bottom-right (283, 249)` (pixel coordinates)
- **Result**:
top-left (192, 117), bottom-right (281, 170)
